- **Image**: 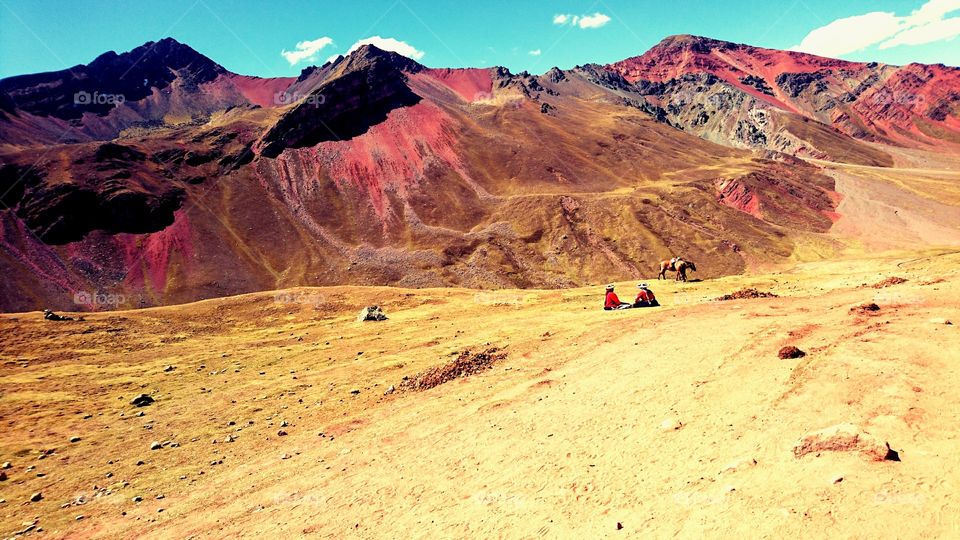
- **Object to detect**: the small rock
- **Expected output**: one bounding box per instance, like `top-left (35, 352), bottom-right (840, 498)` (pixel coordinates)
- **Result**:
top-left (778, 346), bottom-right (806, 359)
top-left (150, 441), bottom-right (162, 450)
top-left (0, 471), bottom-right (6, 481)
top-left (277, 430), bottom-right (288, 437)
top-left (280, 420), bottom-right (288, 427)
top-left (75, 515), bottom-right (84, 521)
top-left (156, 494), bottom-right (165, 500)
top-left (832, 475), bottom-right (844, 484)
top-left (132, 496), bottom-right (142, 503)
top-left (70, 436), bottom-right (81, 443)
top-left (130, 394), bottom-right (154, 407)
top-left (30, 492), bottom-right (43, 502)
top-left (224, 435), bottom-right (235, 443)
top-left (281, 453), bottom-right (291, 460)
top-left (350, 389), bottom-right (360, 395)
top-left (929, 317), bottom-right (953, 325)
top-left (616, 522), bottom-right (623, 530)
top-left (384, 385), bottom-right (395, 395)
top-left (163, 365), bottom-right (175, 372)
top-left (1, 461), bottom-right (10, 469)
top-left (660, 418), bottom-right (682, 431)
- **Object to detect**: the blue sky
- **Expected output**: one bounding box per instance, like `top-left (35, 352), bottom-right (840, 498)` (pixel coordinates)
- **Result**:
top-left (1, 0), bottom-right (959, 79)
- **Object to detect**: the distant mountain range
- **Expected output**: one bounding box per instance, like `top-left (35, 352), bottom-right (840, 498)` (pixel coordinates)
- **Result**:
top-left (1, 35), bottom-right (958, 311)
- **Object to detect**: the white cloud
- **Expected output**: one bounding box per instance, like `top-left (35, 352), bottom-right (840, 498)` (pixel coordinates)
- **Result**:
top-left (345, 36), bottom-right (425, 60)
top-left (529, 49), bottom-right (542, 56)
top-left (553, 12), bottom-right (611, 29)
top-left (281, 37), bottom-right (334, 65)
top-left (577, 12), bottom-right (611, 29)
top-left (791, 0), bottom-right (960, 57)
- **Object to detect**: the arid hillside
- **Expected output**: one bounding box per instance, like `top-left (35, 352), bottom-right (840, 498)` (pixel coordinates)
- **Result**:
top-left (1, 248), bottom-right (958, 537)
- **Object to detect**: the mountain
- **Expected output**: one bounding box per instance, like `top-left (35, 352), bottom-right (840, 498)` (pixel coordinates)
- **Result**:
top-left (0, 36), bottom-right (958, 311)
top-left (605, 35), bottom-right (960, 163)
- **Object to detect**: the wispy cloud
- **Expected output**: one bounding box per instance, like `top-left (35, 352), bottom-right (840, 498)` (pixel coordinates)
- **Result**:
top-left (281, 37), bottom-right (334, 65)
top-left (529, 49), bottom-right (542, 56)
top-left (791, 0), bottom-right (960, 57)
top-left (345, 36), bottom-right (425, 60)
top-left (552, 12), bottom-right (611, 29)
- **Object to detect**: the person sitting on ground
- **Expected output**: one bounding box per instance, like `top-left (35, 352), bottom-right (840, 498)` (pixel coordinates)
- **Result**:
top-left (633, 283), bottom-right (660, 308)
top-left (43, 309), bottom-right (75, 321)
top-left (604, 284), bottom-right (632, 310)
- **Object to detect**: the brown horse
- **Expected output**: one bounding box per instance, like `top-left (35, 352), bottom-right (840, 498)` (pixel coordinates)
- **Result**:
top-left (657, 259), bottom-right (698, 282)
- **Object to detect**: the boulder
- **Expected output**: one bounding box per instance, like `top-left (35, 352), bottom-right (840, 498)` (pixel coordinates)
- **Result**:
top-left (792, 423), bottom-right (899, 461)
top-left (357, 306), bottom-right (388, 322)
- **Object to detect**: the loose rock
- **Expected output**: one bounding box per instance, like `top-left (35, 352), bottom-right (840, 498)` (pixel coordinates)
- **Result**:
top-left (150, 441), bottom-right (162, 450)
top-left (778, 346), bottom-right (806, 359)
top-left (357, 306), bottom-right (388, 322)
top-left (30, 492), bottom-right (43, 502)
top-left (130, 394), bottom-right (155, 407)
top-left (793, 423), bottom-right (899, 461)
top-left (660, 418), bottom-right (683, 431)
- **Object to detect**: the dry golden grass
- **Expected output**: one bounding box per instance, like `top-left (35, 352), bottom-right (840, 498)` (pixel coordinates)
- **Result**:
top-left (2, 249), bottom-right (959, 537)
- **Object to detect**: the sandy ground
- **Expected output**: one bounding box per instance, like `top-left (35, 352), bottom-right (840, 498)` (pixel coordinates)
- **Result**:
top-left (1, 247), bottom-right (959, 538)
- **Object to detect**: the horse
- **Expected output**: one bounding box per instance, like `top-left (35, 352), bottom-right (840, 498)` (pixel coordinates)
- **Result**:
top-left (658, 259), bottom-right (698, 282)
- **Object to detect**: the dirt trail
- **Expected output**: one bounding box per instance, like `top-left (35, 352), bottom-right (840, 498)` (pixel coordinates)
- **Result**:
top-left (1, 251), bottom-right (959, 538)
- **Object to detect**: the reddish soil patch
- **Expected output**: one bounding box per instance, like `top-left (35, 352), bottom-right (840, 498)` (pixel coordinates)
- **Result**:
top-left (401, 348), bottom-right (506, 391)
top-left (715, 288), bottom-right (779, 301)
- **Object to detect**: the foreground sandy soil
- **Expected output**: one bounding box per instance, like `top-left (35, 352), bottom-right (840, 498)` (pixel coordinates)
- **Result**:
top-left (1, 247), bottom-right (958, 538)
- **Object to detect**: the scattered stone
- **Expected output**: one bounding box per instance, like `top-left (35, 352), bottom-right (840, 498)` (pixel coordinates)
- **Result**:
top-left (163, 365), bottom-right (175, 372)
top-left (75, 515), bottom-right (84, 521)
top-left (866, 276), bottom-right (908, 289)
top-left (384, 385), bottom-right (396, 395)
top-left (150, 441), bottom-right (162, 450)
top-left (832, 475), bottom-right (844, 484)
top-left (660, 418), bottom-right (683, 431)
top-left (156, 494), bottom-right (165, 500)
top-left (616, 522), bottom-right (623, 530)
top-left (280, 420), bottom-right (288, 427)
top-left (400, 348), bottom-right (506, 391)
top-left (350, 389), bottom-right (360, 395)
top-left (224, 435), bottom-right (235, 443)
top-left (929, 317), bottom-right (953, 325)
top-left (0, 471), bottom-right (6, 481)
top-left (793, 423), bottom-right (900, 461)
top-left (778, 346), bottom-right (806, 359)
top-left (715, 288), bottom-right (778, 301)
top-left (30, 492), bottom-right (43, 502)
top-left (357, 306), bottom-right (388, 322)
top-left (132, 496), bottom-right (142, 503)
top-left (277, 430), bottom-right (288, 436)
top-left (281, 453), bottom-right (291, 460)
top-left (1, 461), bottom-right (10, 469)
top-left (851, 302), bottom-right (881, 314)
top-left (105, 472), bottom-right (113, 478)
top-left (70, 436), bottom-right (81, 443)
top-left (130, 394), bottom-right (154, 407)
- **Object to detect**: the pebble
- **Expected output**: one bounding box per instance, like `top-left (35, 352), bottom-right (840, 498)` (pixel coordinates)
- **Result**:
top-left (0, 471), bottom-right (6, 481)
top-left (660, 418), bottom-right (683, 431)
top-left (1, 462), bottom-right (10, 469)
top-left (70, 436), bottom-right (81, 443)
top-left (350, 389), bottom-right (360, 395)
top-left (929, 317), bottom-right (953, 325)
top-left (130, 394), bottom-right (154, 407)
top-left (30, 492), bottom-right (43, 502)
top-left (150, 441), bottom-right (162, 450)
top-left (132, 496), bottom-right (142, 503)
top-left (277, 430), bottom-right (288, 437)
top-left (384, 385), bottom-right (396, 395)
